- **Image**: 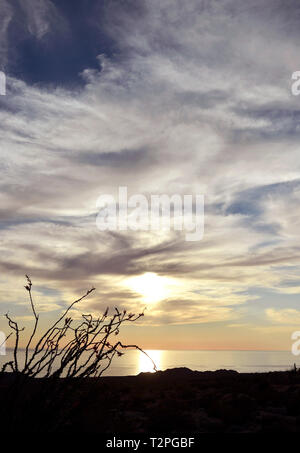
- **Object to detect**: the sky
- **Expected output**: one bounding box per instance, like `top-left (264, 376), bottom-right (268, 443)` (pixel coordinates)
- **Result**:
top-left (1, 0), bottom-right (300, 350)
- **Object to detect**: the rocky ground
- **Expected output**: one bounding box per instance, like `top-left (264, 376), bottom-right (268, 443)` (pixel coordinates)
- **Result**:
top-left (1, 367), bottom-right (300, 432)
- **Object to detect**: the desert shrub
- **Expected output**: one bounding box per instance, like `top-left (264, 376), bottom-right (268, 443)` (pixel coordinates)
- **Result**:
top-left (1, 275), bottom-right (156, 378)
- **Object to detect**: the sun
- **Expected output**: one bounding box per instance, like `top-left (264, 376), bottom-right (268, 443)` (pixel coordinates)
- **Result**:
top-left (138, 350), bottom-right (162, 373)
top-left (125, 272), bottom-right (175, 303)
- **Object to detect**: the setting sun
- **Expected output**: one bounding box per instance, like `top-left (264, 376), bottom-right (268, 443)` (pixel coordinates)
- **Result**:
top-left (125, 272), bottom-right (176, 303)
top-left (138, 350), bottom-right (162, 373)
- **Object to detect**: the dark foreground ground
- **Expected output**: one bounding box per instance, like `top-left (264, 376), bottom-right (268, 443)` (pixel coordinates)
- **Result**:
top-left (1, 367), bottom-right (300, 432)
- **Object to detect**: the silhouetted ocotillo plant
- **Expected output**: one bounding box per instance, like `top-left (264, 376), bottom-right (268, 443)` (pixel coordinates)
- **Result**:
top-left (1, 276), bottom-right (156, 378)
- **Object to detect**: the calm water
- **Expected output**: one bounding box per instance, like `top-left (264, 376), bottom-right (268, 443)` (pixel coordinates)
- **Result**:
top-left (1, 349), bottom-right (298, 376)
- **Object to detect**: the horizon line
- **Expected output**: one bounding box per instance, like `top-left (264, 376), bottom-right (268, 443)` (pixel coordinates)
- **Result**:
top-left (4, 347), bottom-right (292, 352)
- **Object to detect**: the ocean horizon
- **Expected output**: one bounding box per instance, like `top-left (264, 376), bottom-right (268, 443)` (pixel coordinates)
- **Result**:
top-left (1, 348), bottom-right (298, 376)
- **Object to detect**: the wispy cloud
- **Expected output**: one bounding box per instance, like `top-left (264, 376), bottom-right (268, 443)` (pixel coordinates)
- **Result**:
top-left (266, 308), bottom-right (300, 325)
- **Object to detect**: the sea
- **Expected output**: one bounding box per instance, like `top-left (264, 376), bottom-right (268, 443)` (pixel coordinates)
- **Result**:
top-left (1, 349), bottom-right (299, 376)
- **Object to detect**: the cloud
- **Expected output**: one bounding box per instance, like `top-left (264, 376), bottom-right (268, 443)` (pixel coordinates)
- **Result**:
top-left (266, 308), bottom-right (300, 325)
top-left (1, 0), bottom-right (300, 333)
top-left (0, 0), bottom-right (13, 68)
top-left (20, 0), bottom-right (65, 40)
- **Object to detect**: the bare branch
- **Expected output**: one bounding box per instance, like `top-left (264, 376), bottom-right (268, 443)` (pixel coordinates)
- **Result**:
top-left (1, 277), bottom-right (154, 380)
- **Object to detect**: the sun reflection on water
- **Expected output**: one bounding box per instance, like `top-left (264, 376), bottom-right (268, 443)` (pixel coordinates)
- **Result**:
top-left (138, 350), bottom-right (162, 373)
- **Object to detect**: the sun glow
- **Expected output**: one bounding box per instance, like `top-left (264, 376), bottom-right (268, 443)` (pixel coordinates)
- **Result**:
top-left (126, 272), bottom-right (176, 303)
top-left (138, 350), bottom-right (162, 373)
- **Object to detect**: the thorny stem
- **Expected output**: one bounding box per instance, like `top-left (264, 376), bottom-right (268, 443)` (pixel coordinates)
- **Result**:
top-left (24, 275), bottom-right (39, 368)
top-left (1, 276), bottom-right (155, 378)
